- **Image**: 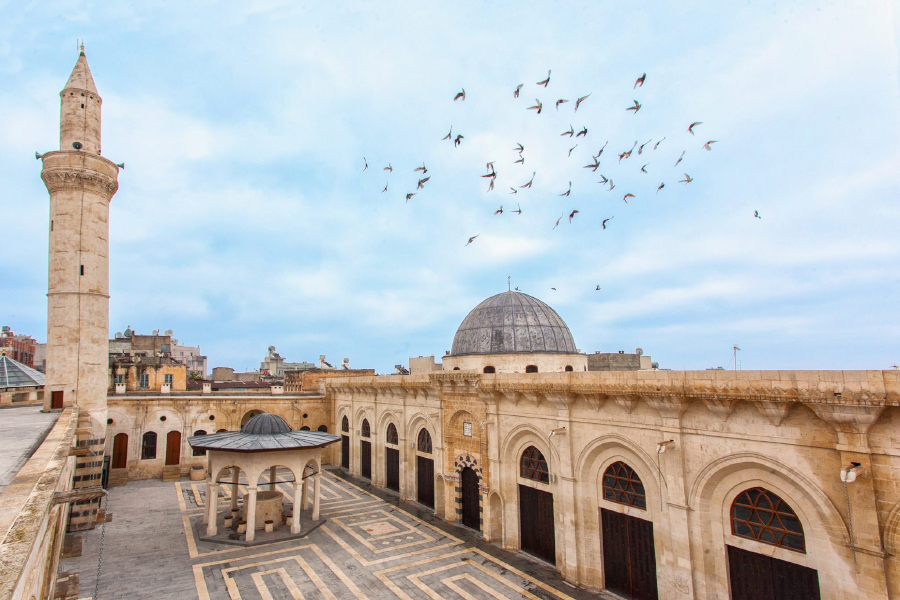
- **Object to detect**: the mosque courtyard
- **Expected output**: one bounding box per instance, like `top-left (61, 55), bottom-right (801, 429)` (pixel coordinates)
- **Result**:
top-left (64, 468), bottom-right (612, 599)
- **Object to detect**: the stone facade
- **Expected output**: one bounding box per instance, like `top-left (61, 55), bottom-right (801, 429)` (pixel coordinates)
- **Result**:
top-left (327, 369), bottom-right (900, 600)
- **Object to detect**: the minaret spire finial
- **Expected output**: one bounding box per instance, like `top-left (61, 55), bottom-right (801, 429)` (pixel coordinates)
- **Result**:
top-left (80, 41), bottom-right (85, 55)
top-left (508, 276), bottom-right (511, 291)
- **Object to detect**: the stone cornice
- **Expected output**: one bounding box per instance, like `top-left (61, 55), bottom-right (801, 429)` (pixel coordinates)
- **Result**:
top-left (42, 168), bottom-right (118, 196)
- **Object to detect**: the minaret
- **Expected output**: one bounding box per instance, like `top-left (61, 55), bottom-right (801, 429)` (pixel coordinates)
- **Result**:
top-left (40, 44), bottom-right (119, 530)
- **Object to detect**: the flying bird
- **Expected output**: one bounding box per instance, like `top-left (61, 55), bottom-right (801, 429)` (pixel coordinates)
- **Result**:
top-left (552, 214), bottom-right (564, 229)
top-left (454, 88), bottom-right (466, 101)
top-left (520, 172), bottom-right (536, 188)
top-left (465, 235), bottom-right (479, 246)
top-left (626, 100), bottom-right (642, 113)
top-left (514, 155), bottom-right (525, 164)
top-left (406, 192), bottom-right (416, 202)
top-left (634, 73), bottom-right (646, 88)
top-left (454, 134), bottom-right (464, 147)
top-left (703, 140), bottom-right (718, 151)
top-left (618, 143), bottom-right (636, 163)
top-left (583, 158), bottom-right (601, 172)
top-left (601, 216), bottom-right (613, 230)
top-left (555, 99), bottom-right (569, 110)
top-left (569, 209), bottom-right (579, 223)
top-left (754, 210), bottom-right (761, 219)
top-left (384, 164), bottom-right (393, 172)
top-left (494, 205), bottom-right (503, 215)
top-left (513, 143), bottom-right (524, 153)
top-left (512, 204), bottom-right (522, 215)
top-left (442, 127), bottom-right (453, 141)
top-left (595, 285), bottom-right (601, 291)
top-left (551, 287), bottom-right (557, 291)
top-left (653, 137), bottom-right (666, 150)
top-left (481, 171), bottom-right (498, 179)
top-left (417, 176), bottom-right (430, 189)
top-left (575, 94), bottom-right (591, 111)
top-left (363, 157), bottom-right (368, 171)
top-left (561, 125), bottom-right (574, 137)
top-left (608, 179), bottom-right (615, 191)
top-left (623, 193), bottom-right (635, 203)
top-left (528, 99), bottom-right (543, 114)
top-left (674, 151), bottom-right (685, 167)
top-left (568, 145), bottom-right (578, 157)
top-left (680, 173), bottom-right (693, 184)
top-left (688, 122), bottom-right (702, 135)
top-left (560, 181), bottom-right (572, 196)
top-left (597, 175), bottom-right (609, 185)
top-left (485, 161), bottom-right (495, 173)
top-left (657, 182), bottom-right (665, 193)
top-left (641, 164), bottom-right (648, 174)
top-left (514, 84), bottom-right (524, 98)
top-left (536, 70), bottom-right (551, 87)
top-left (381, 183), bottom-right (388, 193)
top-left (487, 178), bottom-right (495, 192)
top-left (596, 141), bottom-right (608, 158)
top-left (638, 139), bottom-right (651, 154)
top-left (576, 126), bottom-right (588, 138)
top-left (509, 187), bottom-right (518, 194)
top-left (415, 163), bottom-right (428, 174)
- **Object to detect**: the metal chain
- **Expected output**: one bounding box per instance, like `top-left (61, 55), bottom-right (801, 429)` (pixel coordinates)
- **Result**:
top-left (843, 480), bottom-right (857, 564)
top-left (93, 493), bottom-right (109, 600)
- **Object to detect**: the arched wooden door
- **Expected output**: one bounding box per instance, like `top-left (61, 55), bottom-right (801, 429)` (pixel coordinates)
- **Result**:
top-left (341, 416), bottom-right (350, 469)
top-left (165, 431), bottom-right (182, 466)
top-left (385, 423), bottom-right (399, 492)
top-left (111, 433), bottom-right (128, 469)
top-left (461, 467), bottom-right (480, 531)
top-left (415, 429), bottom-right (434, 508)
top-left (360, 419), bottom-right (372, 479)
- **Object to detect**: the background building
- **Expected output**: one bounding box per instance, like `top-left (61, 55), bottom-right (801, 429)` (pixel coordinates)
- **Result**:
top-left (0, 326), bottom-right (37, 368)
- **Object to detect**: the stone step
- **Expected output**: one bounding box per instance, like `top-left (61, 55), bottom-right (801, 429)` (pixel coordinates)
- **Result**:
top-left (107, 468), bottom-right (128, 487)
top-left (161, 465), bottom-right (183, 482)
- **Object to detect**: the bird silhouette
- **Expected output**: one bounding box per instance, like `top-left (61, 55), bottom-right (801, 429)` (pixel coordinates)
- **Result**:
top-left (568, 145), bottom-right (578, 157)
top-left (654, 137), bottom-right (666, 150)
top-left (583, 158), bottom-right (601, 172)
top-left (608, 179), bottom-right (616, 191)
top-left (481, 171), bottom-right (497, 179)
top-left (363, 157), bottom-right (368, 171)
top-left (514, 84), bottom-right (524, 98)
top-left (602, 216), bottom-right (613, 230)
top-left (454, 88), bottom-right (466, 101)
top-left (596, 141), bottom-right (608, 157)
top-left (569, 209), bottom-right (579, 223)
top-left (417, 176), bottom-right (430, 189)
top-left (680, 173), bottom-right (693, 184)
top-left (487, 178), bottom-right (495, 192)
top-left (638, 139), bottom-right (651, 154)
top-left (537, 70), bottom-right (551, 87)
top-left (514, 155), bottom-right (525, 164)
top-left (561, 125), bottom-right (574, 138)
top-left (414, 163), bottom-right (428, 174)
top-left (595, 285), bottom-right (602, 291)
top-left (512, 204), bottom-right (522, 215)
top-left (575, 94), bottom-right (591, 111)
top-left (703, 140), bottom-right (718, 151)
top-left (626, 100), bottom-right (642, 113)
top-left (551, 287), bottom-right (557, 290)
top-left (634, 73), bottom-right (646, 88)
top-left (384, 164), bottom-right (393, 172)
top-left (754, 210), bottom-right (761, 219)
top-left (509, 187), bottom-right (517, 194)
top-left (465, 235), bottom-right (479, 246)
top-left (623, 193), bottom-right (635, 203)
top-left (657, 182), bottom-right (665, 193)
top-left (528, 99), bottom-right (543, 114)
top-left (382, 183), bottom-right (388, 193)
top-left (641, 164), bottom-right (648, 174)
top-left (520, 172), bottom-right (536, 188)
top-left (494, 205), bottom-right (503, 215)
top-left (688, 122), bottom-right (702, 135)
top-left (485, 161), bottom-right (495, 173)
top-left (442, 127), bottom-right (453, 141)
top-left (513, 143), bottom-right (524, 153)
top-left (555, 99), bottom-right (569, 110)
top-left (553, 213), bottom-right (564, 229)
top-left (560, 182), bottom-right (572, 196)
top-left (597, 175), bottom-right (609, 185)
top-left (674, 151), bottom-right (685, 167)
top-left (454, 134), bottom-right (464, 147)
top-left (406, 193), bottom-right (415, 202)
top-left (576, 126), bottom-right (588, 138)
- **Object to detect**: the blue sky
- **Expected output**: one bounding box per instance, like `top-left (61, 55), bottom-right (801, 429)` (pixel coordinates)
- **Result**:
top-left (2, 1), bottom-right (899, 373)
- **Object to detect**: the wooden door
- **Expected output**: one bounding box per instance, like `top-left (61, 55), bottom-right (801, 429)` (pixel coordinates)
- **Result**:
top-left (601, 508), bottom-right (659, 600)
top-left (341, 435), bottom-right (350, 469)
top-left (519, 484), bottom-right (556, 564)
top-left (51, 390), bottom-right (64, 409)
top-left (165, 430), bottom-right (182, 466)
top-left (360, 440), bottom-right (372, 479)
top-left (461, 467), bottom-right (480, 531)
top-left (112, 433), bottom-right (128, 469)
top-left (416, 456), bottom-right (434, 508)
top-left (727, 545), bottom-right (820, 600)
top-left (385, 447), bottom-right (400, 491)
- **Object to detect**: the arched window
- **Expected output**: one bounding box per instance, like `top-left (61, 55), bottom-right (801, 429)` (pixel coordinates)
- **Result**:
top-left (564, 365), bottom-right (573, 372)
top-left (525, 365), bottom-right (538, 373)
top-left (452, 367), bottom-right (461, 371)
top-left (731, 487), bottom-right (805, 552)
top-left (417, 429), bottom-right (432, 453)
top-left (317, 425), bottom-right (328, 432)
top-left (192, 430), bottom-right (207, 456)
top-left (602, 461), bottom-right (646, 509)
top-left (141, 432), bottom-right (157, 460)
top-left (386, 423), bottom-right (398, 445)
top-left (483, 366), bottom-right (496, 374)
top-left (216, 429), bottom-right (228, 433)
top-left (341, 416), bottom-right (349, 433)
top-left (520, 446), bottom-right (549, 483)
top-left (361, 419), bottom-right (370, 438)
top-left (300, 425), bottom-right (310, 431)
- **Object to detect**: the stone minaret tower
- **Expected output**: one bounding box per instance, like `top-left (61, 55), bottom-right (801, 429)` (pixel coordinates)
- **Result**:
top-left (40, 44), bottom-right (119, 530)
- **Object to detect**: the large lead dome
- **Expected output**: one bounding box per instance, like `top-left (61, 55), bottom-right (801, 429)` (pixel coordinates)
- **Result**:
top-left (451, 291), bottom-right (577, 355)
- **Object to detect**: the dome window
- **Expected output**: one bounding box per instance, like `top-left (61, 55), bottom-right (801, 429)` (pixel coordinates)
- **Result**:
top-left (564, 365), bottom-right (573, 372)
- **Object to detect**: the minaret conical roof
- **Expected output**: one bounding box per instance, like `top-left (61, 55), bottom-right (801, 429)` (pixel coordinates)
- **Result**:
top-left (63, 44), bottom-right (97, 94)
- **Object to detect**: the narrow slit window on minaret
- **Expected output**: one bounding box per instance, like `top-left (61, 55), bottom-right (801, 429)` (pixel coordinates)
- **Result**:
top-left (50, 221), bottom-right (53, 232)
top-left (81, 104), bottom-right (84, 108)
top-left (80, 265), bottom-right (84, 276)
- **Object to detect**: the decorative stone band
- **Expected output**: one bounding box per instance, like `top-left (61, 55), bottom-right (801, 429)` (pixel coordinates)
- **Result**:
top-left (42, 168), bottom-right (118, 196)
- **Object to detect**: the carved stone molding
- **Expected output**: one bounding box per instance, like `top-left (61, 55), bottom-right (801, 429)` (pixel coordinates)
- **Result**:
top-left (42, 169), bottom-right (118, 196)
top-left (703, 398), bottom-right (741, 420)
top-left (754, 401), bottom-right (795, 427)
top-left (807, 404), bottom-right (885, 434)
top-left (614, 395), bottom-right (638, 414)
top-left (646, 396), bottom-right (690, 420)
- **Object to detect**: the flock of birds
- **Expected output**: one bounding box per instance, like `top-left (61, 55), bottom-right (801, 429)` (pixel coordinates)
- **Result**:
top-left (362, 70), bottom-right (749, 292)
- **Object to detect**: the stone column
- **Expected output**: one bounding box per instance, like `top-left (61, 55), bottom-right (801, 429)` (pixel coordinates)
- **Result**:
top-left (206, 482), bottom-right (219, 536)
top-left (312, 471), bottom-right (321, 520)
top-left (245, 486), bottom-right (258, 542)
top-left (269, 465), bottom-right (277, 491)
top-left (301, 472), bottom-right (309, 511)
top-left (291, 483), bottom-right (302, 534)
top-left (231, 467), bottom-right (240, 512)
top-left (203, 480), bottom-right (211, 524)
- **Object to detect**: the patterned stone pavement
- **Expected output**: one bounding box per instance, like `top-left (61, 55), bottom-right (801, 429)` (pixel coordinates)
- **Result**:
top-left (65, 468), bottom-right (612, 599)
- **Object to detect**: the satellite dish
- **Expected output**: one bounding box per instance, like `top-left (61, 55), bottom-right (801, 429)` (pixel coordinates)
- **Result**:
top-left (635, 348), bottom-right (643, 356)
